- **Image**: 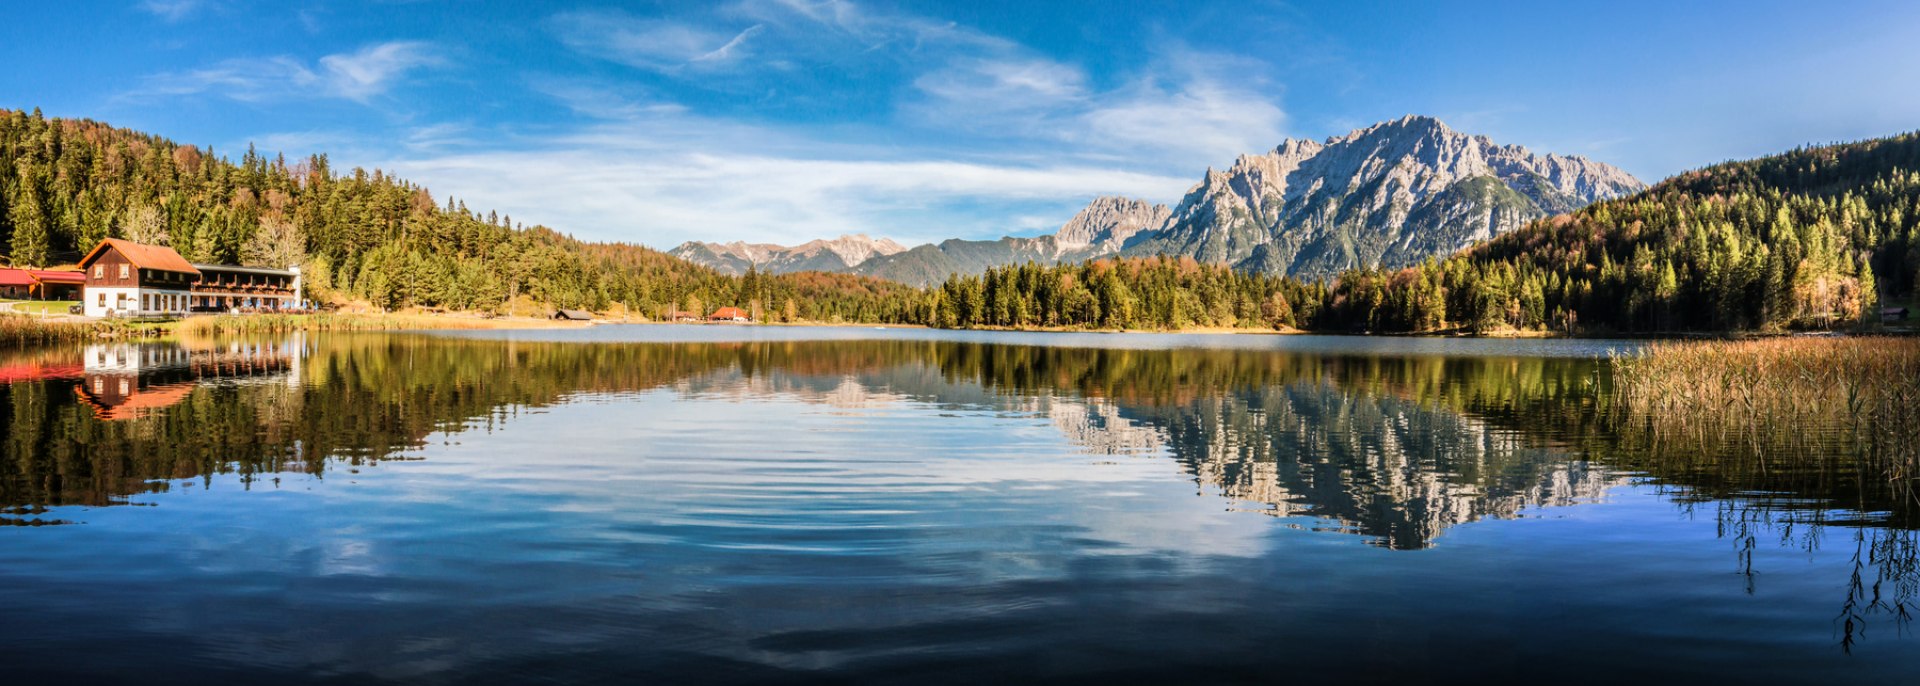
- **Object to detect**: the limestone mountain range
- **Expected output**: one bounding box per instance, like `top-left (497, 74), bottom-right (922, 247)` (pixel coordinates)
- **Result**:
top-left (670, 116), bottom-right (1645, 285)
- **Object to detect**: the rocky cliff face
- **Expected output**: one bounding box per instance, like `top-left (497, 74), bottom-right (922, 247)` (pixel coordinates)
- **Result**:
top-left (1052, 196), bottom-right (1172, 253)
top-left (669, 234), bottom-right (909, 275)
top-left (1123, 115), bottom-right (1644, 279)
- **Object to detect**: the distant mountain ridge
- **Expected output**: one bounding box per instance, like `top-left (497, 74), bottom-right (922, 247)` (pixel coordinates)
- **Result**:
top-left (673, 116), bottom-right (1643, 285)
top-left (673, 197), bottom-right (1170, 286)
top-left (849, 197), bottom-right (1170, 285)
top-left (670, 234), bottom-right (909, 275)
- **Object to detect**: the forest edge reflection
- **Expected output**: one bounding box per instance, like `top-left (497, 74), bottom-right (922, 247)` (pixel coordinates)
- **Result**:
top-left (1, 332), bottom-right (1914, 649)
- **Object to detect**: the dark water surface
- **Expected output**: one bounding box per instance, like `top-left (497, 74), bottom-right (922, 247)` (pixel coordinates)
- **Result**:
top-left (1, 326), bottom-right (1915, 684)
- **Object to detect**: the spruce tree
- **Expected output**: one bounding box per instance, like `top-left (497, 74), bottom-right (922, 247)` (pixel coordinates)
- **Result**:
top-left (7, 183), bottom-right (49, 267)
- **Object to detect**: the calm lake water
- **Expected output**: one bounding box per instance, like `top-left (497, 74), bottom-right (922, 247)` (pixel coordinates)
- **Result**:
top-left (2, 326), bottom-right (1915, 684)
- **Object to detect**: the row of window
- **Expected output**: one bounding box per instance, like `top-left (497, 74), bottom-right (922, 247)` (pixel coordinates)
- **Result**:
top-left (96, 291), bottom-right (295, 312)
top-left (89, 263), bottom-right (289, 287)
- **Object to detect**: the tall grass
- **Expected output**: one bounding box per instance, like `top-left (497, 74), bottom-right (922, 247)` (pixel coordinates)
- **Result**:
top-left (1612, 337), bottom-right (1920, 485)
top-left (0, 314), bottom-right (98, 347)
top-left (173, 312), bottom-right (580, 337)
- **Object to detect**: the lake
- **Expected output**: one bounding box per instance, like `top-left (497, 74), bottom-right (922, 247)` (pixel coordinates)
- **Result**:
top-left (1, 326), bottom-right (1915, 684)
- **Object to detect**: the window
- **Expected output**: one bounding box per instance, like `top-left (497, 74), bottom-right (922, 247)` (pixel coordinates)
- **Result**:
top-left (97, 293), bottom-right (105, 307)
top-left (93, 265), bottom-right (103, 279)
top-left (118, 264), bottom-right (129, 279)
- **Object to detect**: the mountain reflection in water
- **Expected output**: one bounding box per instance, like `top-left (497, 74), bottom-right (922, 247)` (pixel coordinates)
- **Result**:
top-left (0, 331), bottom-right (1915, 681)
top-left (3, 336), bottom-right (1623, 547)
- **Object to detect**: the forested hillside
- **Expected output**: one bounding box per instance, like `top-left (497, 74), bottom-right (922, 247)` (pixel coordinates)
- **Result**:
top-left (923, 256), bottom-right (1323, 331)
top-left (0, 109), bottom-right (919, 322)
top-left (7, 107), bottom-right (1916, 335)
top-left (1315, 131), bottom-right (1920, 333)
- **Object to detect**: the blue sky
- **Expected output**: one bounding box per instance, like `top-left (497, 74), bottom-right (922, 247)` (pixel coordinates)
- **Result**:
top-left (6, 1), bottom-right (1920, 248)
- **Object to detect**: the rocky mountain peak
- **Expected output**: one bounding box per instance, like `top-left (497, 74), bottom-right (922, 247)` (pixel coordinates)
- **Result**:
top-left (1054, 196), bottom-right (1171, 250)
top-left (1125, 115), bottom-right (1646, 279)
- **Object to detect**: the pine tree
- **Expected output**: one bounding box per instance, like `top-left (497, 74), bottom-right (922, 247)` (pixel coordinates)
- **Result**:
top-left (7, 182), bottom-right (50, 267)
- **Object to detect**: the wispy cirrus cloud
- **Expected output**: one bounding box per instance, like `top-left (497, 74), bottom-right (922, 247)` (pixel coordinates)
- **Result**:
top-left (370, 94), bottom-right (1191, 246)
top-left (385, 139), bottom-right (1191, 247)
top-left (125, 41), bottom-right (442, 103)
top-left (909, 49), bottom-right (1288, 168)
top-left (368, 1), bottom-right (1291, 246)
top-left (139, 0), bottom-right (213, 22)
top-left (550, 11), bottom-right (765, 72)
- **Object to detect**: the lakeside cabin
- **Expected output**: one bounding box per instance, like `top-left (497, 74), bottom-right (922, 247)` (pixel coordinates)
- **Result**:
top-left (1886, 306), bottom-right (1912, 323)
top-left (0, 268), bottom-right (85, 301)
top-left (551, 308), bottom-right (594, 321)
top-left (78, 239), bottom-right (301, 318)
top-left (709, 306), bottom-right (750, 323)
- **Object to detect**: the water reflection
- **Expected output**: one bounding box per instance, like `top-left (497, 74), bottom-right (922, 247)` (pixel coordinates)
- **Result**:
top-left (0, 336), bottom-right (1907, 535)
top-left (0, 332), bottom-right (1915, 664)
top-left (75, 339), bottom-right (300, 421)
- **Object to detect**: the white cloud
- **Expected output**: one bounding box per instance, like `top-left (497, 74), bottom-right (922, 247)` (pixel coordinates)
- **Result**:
top-left (126, 41), bottom-right (440, 103)
top-left (361, 3), bottom-right (1288, 247)
top-left (316, 42), bottom-right (442, 101)
top-left (140, 0), bottom-right (211, 22)
top-left (551, 12), bottom-right (765, 72)
top-left (909, 48), bottom-right (1288, 169)
top-left (913, 56), bottom-right (1089, 114)
top-left (1081, 79), bottom-right (1288, 164)
top-left (377, 115), bottom-right (1191, 247)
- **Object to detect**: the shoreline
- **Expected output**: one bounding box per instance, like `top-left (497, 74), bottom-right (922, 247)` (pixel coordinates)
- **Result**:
top-left (9, 306), bottom-right (1911, 347)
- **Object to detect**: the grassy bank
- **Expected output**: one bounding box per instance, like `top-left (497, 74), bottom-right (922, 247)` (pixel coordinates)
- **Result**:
top-left (173, 312), bottom-right (591, 337)
top-left (0, 300), bottom-right (81, 316)
top-left (1611, 337), bottom-right (1920, 483)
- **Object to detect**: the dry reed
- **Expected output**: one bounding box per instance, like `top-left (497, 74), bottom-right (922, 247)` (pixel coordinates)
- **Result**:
top-left (173, 312), bottom-right (581, 336)
top-left (1612, 336), bottom-right (1920, 485)
top-left (0, 314), bottom-right (98, 347)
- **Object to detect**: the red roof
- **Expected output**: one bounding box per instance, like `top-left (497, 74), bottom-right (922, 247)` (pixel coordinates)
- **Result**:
top-left (709, 306), bottom-right (748, 319)
top-left (74, 381), bottom-right (197, 421)
top-left (29, 270), bottom-right (84, 284)
top-left (0, 362), bottom-right (83, 384)
top-left (78, 239), bottom-right (201, 275)
top-left (0, 269), bottom-right (33, 287)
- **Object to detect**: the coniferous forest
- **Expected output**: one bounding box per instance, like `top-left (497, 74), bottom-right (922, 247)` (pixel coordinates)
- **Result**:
top-left (0, 109), bottom-right (921, 323)
top-left (4, 107), bottom-right (1917, 334)
top-left (1314, 131), bottom-right (1920, 333)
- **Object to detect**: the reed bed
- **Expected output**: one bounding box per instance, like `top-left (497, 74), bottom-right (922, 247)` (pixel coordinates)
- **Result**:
top-left (0, 314), bottom-right (99, 347)
top-left (1612, 337), bottom-right (1920, 485)
top-left (173, 312), bottom-right (580, 336)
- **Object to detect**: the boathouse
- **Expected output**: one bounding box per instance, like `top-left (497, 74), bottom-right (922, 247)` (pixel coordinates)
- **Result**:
top-left (78, 239), bottom-right (301, 317)
top-left (1886, 306), bottom-right (1911, 323)
top-left (551, 308), bottom-right (594, 321)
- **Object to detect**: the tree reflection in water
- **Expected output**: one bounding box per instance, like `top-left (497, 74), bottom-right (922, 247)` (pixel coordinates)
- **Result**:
top-left (0, 333), bottom-right (1914, 649)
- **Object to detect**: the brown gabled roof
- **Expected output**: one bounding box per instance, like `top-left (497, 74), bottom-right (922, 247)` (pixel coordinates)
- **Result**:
top-left (78, 239), bottom-right (201, 276)
top-left (709, 306), bottom-right (748, 319)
